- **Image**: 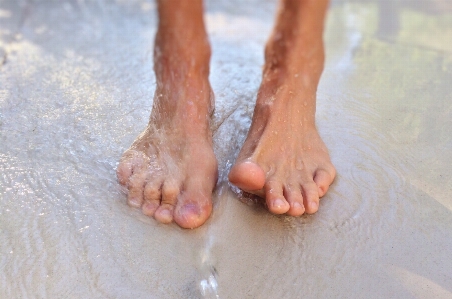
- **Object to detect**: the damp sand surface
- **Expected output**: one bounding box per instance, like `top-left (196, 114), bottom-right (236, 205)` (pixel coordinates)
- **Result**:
top-left (1, 0), bottom-right (452, 298)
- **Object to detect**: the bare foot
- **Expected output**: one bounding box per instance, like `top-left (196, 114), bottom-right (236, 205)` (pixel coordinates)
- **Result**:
top-left (228, 0), bottom-right (335, 216)
top-left (228, 80), bottom-right (336, 216)
top-left (117, 2), bottom-right (217, 229)
top-left (117, 119), bottom-right (217, 228)
top-left (117, 82), bottom-right (217, 229)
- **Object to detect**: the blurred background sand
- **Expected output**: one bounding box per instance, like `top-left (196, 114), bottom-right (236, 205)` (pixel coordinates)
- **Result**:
top-left (1, 0), bottom-right (452, 298)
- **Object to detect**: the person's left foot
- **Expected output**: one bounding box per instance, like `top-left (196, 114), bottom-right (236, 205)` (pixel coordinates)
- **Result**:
top-left (228, 72), bottom-right (336, 216)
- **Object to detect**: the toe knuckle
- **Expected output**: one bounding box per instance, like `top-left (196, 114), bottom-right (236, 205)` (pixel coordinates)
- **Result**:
top-left (304, 184), bottom-right (319, 198)
top-left (162, 190), bottom-right (179, 203)
top-left (164, 188), bottom-right (179, 199)
top-left (128, 187), bottom-right (141, 197)
top-left (128, 178), bottom-right (140, 188)
top-left (144, 187), bottom-right (160, 199)
top-left (326, 166), bottom-right (337, 178)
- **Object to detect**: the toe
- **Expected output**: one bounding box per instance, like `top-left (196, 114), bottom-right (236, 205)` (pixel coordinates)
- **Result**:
top-left (154, 205), bottom-right (174, 224)
top-left (127, 173), bottom-right (146, 208)
top-left (314, 168), bottom-right (335, 197)
top-left (284, 184), bottom-right (305, 216)
top-left (228, 161), bottom-right (266, 191)
top-left (142, 201), bottom-right (160, 217)
top-left (117, 150), bottom-right (147, 186)
top-left (142, 180), bottom-right (162, 216)
top-left (265, 181), bottom-right (290, 214)
top-left (116, 160), bottom-right (133, 186)
top-left (174, 191), bottom-right (212, 229)
top-left (154, 180), bottom-right (180, 224)
top-left (302, 181), bottom-right (320, 214)
top-left (161, 179), bottom-right (180, 206)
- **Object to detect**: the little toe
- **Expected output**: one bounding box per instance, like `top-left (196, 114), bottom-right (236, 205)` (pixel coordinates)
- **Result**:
top-left (142, 180), bottom-right (162, 216)
top-left (314, 168), bottom-right (335, 197)
top-left (302, 181), bottom-right (320, 214)
top-left (127, 173), bottom-right (146, 208)
top-left (265, 181), bottom-right (290, 214)
top-left (116, 160), bottom-right (133, 186)
top-left (284, 185), bottom-right (305, 216)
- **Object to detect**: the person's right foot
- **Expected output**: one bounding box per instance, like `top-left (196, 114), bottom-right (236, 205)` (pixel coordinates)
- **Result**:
top-left (117, 8), bottom-right (217, 229)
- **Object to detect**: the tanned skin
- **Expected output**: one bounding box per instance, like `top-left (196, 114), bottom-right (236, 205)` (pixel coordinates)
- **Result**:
top-left (117, 0), bottom-right (336, 229)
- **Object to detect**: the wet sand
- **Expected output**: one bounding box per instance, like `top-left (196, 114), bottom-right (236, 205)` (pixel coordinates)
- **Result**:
top-left (1, 0), bottom-right (452, 298)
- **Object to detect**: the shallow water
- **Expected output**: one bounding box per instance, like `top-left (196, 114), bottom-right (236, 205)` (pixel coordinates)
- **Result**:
top-left (1, 0), bottom-right (452, 298)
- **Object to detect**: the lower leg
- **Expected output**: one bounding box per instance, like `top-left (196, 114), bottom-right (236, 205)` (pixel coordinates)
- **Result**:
top-left (117, 0), bottom-right (218, 229)
top-left (229, 0), bottom-right (335, 216)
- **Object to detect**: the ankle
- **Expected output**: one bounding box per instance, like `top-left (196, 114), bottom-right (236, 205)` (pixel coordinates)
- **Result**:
top-left (154, 31), bottom-right (211, 81)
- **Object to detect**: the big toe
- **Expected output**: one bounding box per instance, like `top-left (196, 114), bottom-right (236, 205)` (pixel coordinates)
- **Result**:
top-left (228, 161), bottom-right (266, 191)
top-left (174, 193), bottom-right (212, 229)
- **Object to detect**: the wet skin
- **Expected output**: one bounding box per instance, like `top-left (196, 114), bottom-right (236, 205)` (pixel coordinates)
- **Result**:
top-left (117, 0), bottom-right (336, 228)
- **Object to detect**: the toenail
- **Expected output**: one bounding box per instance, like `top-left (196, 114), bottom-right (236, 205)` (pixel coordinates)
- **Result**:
top-left (161, 209), bottom-right (172, 217)
top-left (293, 202), bottom-right (303, 210)
top-left (273, 198), bottom-right (286, 208)
top-left (309, 201), bottom-right (318, 210)
top-left (180, 203), bottom-right (201, 217)
top-left (128, 198), bottom-right (141, 207)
